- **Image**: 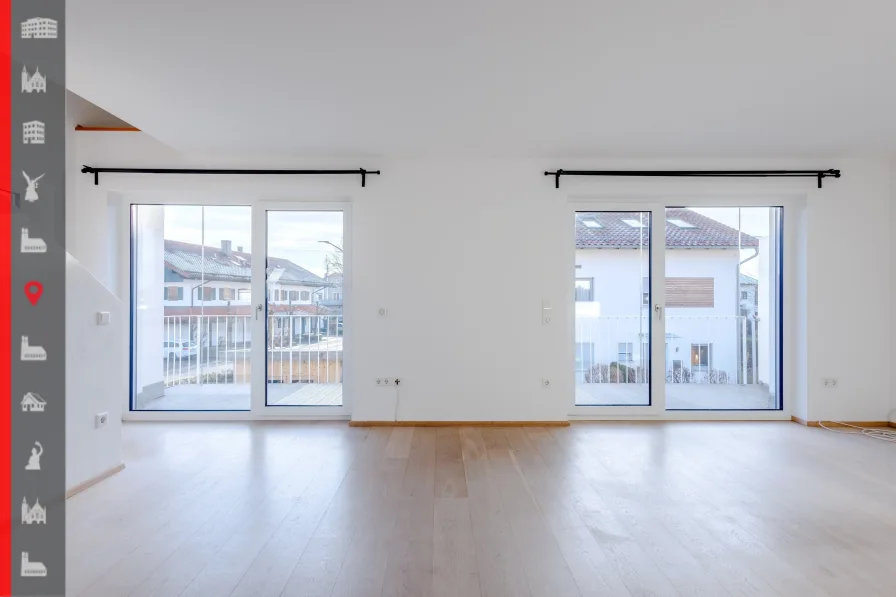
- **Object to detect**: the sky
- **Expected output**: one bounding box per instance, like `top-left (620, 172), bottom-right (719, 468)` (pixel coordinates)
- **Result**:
top-left (160, 205), bottom-right (343, 277)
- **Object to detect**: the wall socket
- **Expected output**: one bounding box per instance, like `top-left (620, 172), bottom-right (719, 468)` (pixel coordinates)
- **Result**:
top-left (376, 378), bottom-right (400, 387)
top-left (822, 378), bottom-right (838, 387)
top-left (95, 412), bottom-right (108, 428)
top-left (542, 378), bottom-right (551, 388)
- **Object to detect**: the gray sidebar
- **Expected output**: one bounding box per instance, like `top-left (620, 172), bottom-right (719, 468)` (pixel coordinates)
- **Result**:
top-left (11, 1), bottom-right (65, 595)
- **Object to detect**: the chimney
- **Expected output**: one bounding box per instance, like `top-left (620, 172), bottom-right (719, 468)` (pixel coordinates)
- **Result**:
top-left (221, 240), bottom-right (232, 255)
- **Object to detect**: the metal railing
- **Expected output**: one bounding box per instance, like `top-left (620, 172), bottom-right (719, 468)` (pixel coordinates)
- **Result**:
top-left (162, 314), bottom-right (343, 387)
top-left (575, 315), bottom-right (759, 385)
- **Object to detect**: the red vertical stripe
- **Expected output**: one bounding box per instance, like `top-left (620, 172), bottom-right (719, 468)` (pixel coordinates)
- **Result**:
top-left (0, 0), bottom-right (10, 593)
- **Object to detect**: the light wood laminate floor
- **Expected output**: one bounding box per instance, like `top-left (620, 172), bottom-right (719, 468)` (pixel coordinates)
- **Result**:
top-left (68, 422), bottom-right (896, 597)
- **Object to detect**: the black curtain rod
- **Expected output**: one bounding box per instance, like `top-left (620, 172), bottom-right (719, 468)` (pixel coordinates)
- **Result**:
top-left (544, 169), bottom-right (840, 189)
top-left (80, 166), bottom-right (381, 187)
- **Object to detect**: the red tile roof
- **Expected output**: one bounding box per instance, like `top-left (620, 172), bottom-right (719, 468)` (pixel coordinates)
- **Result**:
top-left (576, 208), bottom-right (759, 249)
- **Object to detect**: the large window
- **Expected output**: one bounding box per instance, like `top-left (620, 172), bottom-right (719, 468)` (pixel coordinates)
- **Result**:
top-left (131, 205), bottom-right (252, 411)
top-left (664, 207), bottom-right (782, 410)
top-left (574, 206), bottom-right (782, 411)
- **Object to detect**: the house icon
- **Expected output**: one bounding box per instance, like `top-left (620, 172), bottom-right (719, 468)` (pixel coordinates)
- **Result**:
top-left (21, 393), bottom-right (45, 413)
top-left (22, 121), bottom-right (45, 144)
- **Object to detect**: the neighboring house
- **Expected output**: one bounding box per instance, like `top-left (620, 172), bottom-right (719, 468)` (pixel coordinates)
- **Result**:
top-left (739, 273), bottom-right (758, 318)
top-left (319, 273), bottom-right (344, 311)
top-left (575, 209), bottom-right (760, 384)
top-left (162, 240), bottom-right (337, 346)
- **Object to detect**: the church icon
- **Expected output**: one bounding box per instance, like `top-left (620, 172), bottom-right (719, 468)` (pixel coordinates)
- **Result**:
top-left (21, 336), bottom-right (47, 361)
top-left (21, 229), bottom-right (47, 254)
top-left (22, 497), bottom-right (46, 524)
top-left (22, 66), bottom-right (46, 93)
top-left (20, 552), bottom-right (47, 578)
top-left (21, 392), bottom-right (46, 412)
top-left (23, 172), bottom-right (44, 202)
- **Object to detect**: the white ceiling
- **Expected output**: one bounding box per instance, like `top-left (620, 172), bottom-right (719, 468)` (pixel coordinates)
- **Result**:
top-left (68, 0), bottom-right (896, 158)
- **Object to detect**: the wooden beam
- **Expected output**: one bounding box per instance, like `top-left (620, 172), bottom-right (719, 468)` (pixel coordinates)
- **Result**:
top-left (74, 125), bottom-right (141, 132)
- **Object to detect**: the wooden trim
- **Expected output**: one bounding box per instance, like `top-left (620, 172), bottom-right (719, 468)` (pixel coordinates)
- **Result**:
top-left (791, 415), bottom-right (808, 425)
top-left (890, 422), bottom-right (896, 429)
top-left (74, 125), bottom-right (141, 132)
top-left (65, 463), bottom-right (125, 499)
top-left (349, 420), bottom-right (570, 428)
top-left (799, 420), bottom-right (892, 428)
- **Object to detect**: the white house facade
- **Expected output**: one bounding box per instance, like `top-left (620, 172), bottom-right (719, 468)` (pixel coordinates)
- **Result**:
top-left (575, 209), bottom-right (772, 388)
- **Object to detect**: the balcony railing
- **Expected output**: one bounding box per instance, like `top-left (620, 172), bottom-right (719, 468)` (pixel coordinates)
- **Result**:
top-left (162, 314), bottom-right (343, 387)
top-left (575, 315), bottom-right (760, 385)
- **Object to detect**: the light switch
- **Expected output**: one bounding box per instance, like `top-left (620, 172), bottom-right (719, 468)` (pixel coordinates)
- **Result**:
top-left (96, 311), bottom-right (110, 325)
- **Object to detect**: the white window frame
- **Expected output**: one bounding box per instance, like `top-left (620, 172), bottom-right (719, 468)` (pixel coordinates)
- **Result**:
top-left (568, 192), bottom-right (799, 422)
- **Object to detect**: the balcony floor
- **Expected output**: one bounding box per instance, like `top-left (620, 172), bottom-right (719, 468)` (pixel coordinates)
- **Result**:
top-left (576, 382), bottom-right (777, 409)
top-left (140, 383), bottom-right (343, 410)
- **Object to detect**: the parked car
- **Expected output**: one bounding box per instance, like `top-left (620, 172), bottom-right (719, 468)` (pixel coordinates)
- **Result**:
top-left (164, 340), bottom-right (198, 360)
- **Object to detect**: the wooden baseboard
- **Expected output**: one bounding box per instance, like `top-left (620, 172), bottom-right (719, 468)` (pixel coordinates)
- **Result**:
top-left (65, 463), bottom-right (125, 499)
top-left (350, 420), bottom-right (570, 428)
top-left (792, 417), bottom-right (893, 428)
top-left (891, 422), bottom-right (896, 429)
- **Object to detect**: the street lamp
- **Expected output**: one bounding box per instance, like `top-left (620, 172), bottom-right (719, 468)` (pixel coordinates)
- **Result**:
top-left (318, 240), bottom-right (342, 252)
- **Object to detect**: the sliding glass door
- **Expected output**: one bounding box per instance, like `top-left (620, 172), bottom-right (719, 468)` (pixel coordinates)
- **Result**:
top-left (251, 203), bottom-right (350, 414)
top-left (129, 202), bottom-right (350, 416)
top-left (573, 203), bottom-right (783, 413)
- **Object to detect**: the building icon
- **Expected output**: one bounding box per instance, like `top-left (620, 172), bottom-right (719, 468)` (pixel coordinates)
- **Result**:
top-left (21, 336), bottom-right (47, 361)
top-left (22, 498), bottom-right (46, 524)
top-left (20, 552), bottom-right (47, 578)
top-left (21, 229), bottom-right (47, 254)
top-left (23, 121), bottom-right (45, 144)
top-left (22, 66), bottom-right (46, 93)
top-left (21, 18), bottom-right (58, 39)
top-left (21, 392), bottom-right (46, 412)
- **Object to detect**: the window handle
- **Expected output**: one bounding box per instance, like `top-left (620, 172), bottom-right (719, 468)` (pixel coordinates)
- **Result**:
top-left (256, 304), bottom-right (263, 320)
top-left (654, 304), bottom-right (663, 320)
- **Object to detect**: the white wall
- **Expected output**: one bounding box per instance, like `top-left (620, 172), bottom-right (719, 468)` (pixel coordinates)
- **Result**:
top-left (66, 254), bottom-right (124, 489)
top-left (67, 123), bottom-right (893, 422)
top-left (891, 158), bottom-right (896, 425)
top-left (65, 93), bottom-right (126, 491)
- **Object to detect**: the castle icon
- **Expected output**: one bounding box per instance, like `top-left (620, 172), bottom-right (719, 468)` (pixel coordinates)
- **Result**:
top-left (20, 552), bottom-right (47, 578)
top-left (23, 121), bottom-right (45, 144)
top-left (21, 336), bottom-right (47, 361)
top-left (22, 497), bottom-right (46, 524)
top-left (22, 66), bottom-right (46, 93)
top-left (21, 392), bottom-right (46, 412)
top-left (21, 229), bottom-right (47, 254)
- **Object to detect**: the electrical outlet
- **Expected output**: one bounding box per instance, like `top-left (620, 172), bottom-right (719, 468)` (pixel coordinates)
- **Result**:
top-left (377, 378), bottom-right (397, 387)
top-left (95, 412), bottom-right (108, 428)
top-left (542, 378), bottom-right (551, 388)
top-left (823, 378), bottom-right (837, 387)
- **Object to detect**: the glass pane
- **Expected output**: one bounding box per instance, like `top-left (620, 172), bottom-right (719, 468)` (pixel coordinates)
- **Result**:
top-left (131, 205), bottom-right (252, 410)
top-left (664, 207), bottom-right (782, 410)
top-left (575, 211), bottom-right (651, 406)
top-left (265, 211), bottom-right (344, 406)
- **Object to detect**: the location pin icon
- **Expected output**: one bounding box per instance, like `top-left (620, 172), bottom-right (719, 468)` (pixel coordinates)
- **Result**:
top-left (24, 281), bottom-right (43, 306)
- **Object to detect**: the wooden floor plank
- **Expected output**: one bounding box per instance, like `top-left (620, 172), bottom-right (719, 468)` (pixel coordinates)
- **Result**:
top-left (63, 422), bottom-right (896, 597)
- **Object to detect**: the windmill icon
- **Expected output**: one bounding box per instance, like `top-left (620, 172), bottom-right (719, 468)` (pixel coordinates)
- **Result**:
top-left (23, 172), bottom-right (44, 202)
